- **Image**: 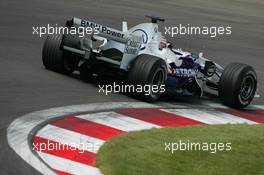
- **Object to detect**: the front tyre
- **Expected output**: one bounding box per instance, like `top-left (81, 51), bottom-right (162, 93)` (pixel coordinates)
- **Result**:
top-left (42, 34), bottom-right (76, 74)
top-left (128, 54), bottom-right (167, 102)
top-left (219, 63), bottom-right (257, 108)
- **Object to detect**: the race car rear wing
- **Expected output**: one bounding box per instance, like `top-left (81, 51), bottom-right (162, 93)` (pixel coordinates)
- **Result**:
top-left (65, 17), bottom-right (130, 44)
top-left (62, 17), bottom-right (142, 70)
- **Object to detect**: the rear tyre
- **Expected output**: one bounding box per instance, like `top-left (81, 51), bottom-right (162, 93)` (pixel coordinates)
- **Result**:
top-left (80, 62), bottom-right (94, 82)
top-left (219, 63), bottom-right (257, 108)
top-left (128, 54), bottom-right (167, 102)
top-left (42, 34), bottom-right (76, 74)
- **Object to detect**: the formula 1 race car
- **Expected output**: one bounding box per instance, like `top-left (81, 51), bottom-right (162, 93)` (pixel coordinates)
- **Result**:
top-left (42, 16), bottom-right (257, 108)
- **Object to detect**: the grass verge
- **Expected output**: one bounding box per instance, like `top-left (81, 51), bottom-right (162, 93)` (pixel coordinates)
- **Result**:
top-left (97, 124), bottom-right (264, 175)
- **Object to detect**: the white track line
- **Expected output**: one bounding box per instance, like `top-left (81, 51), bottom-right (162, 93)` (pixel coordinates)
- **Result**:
top-left (36, 124), bottom-right (105, 153)
top-left (254, 105), bottom-right (264, 110)
top-left (162, 109), bottom-right (257, 125)
top-left (38, 152), bottom-right (102, 175)
top-left (77, 112), bottom-right (161, 132)
top-left (201, 102), bottom-right (229, 109)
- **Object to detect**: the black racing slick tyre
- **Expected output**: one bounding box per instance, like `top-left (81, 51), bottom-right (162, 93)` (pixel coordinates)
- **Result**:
top-left (80, 62), bottom-right (94, 82)
top-left (128, 54), bottom-right (167, 102)
top-left (42, 34), bottom-right (76, 74)
top-left (219, 63), bottom-right (257, 109)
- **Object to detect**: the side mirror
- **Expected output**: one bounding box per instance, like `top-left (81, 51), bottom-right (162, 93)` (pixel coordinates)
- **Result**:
top-left (145, 15), bottom-right (165, 23)
top-left (167, 42), bottom-right (173, 48)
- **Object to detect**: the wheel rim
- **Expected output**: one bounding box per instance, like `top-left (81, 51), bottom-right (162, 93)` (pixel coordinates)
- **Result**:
top-left (239, 75), bottom-right (255, 101)
top-left (150, 68), bottom-right (165, 97)
top-left (152, 69), bottom-right (164, 86)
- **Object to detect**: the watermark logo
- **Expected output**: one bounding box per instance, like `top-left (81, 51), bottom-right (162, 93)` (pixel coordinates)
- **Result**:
top-left (164, 140), bottom-right (232, 154)
top-left (164, 24), bottom-right (232, 38)
top-left (32, 140), bottom-right (100, 153)
top-left (98, 82), bottom-right (166, 96)
top-left (32, 24), bottom-right (99, 37)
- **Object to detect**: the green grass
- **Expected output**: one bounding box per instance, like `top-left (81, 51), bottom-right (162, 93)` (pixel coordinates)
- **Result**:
top-left (97, 125), bottom-right (264, 175)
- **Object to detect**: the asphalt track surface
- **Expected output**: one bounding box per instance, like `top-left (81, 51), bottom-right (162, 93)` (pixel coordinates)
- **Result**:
top-left (0, 0), bottom-right (263, 174)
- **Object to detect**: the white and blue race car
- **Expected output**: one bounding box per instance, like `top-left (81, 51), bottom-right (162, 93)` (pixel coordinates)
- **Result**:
top-left (42, 16), bottom-right (257, 108)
